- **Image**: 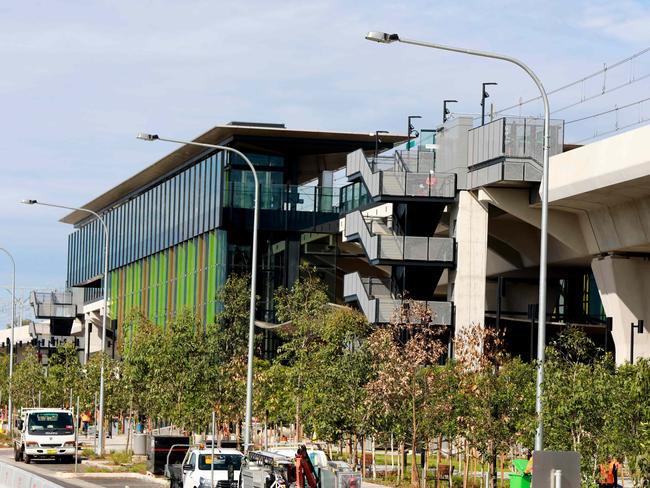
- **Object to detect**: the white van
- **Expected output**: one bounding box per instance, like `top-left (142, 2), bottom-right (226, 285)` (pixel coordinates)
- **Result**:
top-left (14, 408), bottom-right (77, 463)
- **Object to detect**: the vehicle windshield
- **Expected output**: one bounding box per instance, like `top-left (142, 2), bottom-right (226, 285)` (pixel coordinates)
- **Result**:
top-left (198, 454), bottom-right (242, 471)
top-left (27, 412), bottom-right (74, 435)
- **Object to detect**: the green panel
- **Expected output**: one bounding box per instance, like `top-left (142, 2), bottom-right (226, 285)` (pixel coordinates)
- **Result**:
top-left (126, 264), bottom-right (133, 313)
top-left (187, 239), bottom-right (196, 308)
top-left (177, 243), bottom-right (186, 313)
top-left (109, 272), bottom-right (118, 319)
top-left (149, 255), bottom-right (158, 322)
top-left (159, 251), bottom-right (167, 327)
top-left (207, 231), bottom-right (216, 323)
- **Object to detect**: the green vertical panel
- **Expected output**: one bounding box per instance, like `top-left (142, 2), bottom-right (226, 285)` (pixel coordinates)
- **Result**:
top-left (177, 242), bottom-right (186, 313)
top-left (159, 251), bottom-right (167, 327)
top-left (126, 264), bottom-right (133, 314)
top-left (149, 254), bottom-right (158, 322)
top-left (187, 239), bottom-right (196, 309)
top-left (206, 231), bottom-right (216, 323)
top-left (109, 271), bottom-right (118, 319)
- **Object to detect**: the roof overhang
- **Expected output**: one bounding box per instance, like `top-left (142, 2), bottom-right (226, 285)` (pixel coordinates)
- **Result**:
top-left (61, 124), bottom-right (407, 226)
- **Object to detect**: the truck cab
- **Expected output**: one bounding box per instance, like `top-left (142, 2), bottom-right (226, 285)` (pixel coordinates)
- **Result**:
top-left (182, 447), bottom-right (244, 488)
top-left (13, 408), bottom-right (77, 464)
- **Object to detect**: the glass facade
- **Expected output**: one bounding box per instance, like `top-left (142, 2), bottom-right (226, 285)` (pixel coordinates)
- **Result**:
top-left (67, 144), bottom-right (345, 333)
top-left (67, 152), bottom-right (224, 286)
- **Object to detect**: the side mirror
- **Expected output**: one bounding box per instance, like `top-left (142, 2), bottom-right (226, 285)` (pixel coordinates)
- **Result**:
top-left (15, 419), bottom-right (23, 430)
top-left (183, 463), bottom-right (193, 472)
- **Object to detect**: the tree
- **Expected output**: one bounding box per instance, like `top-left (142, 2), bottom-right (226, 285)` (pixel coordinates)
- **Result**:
top-left (365, 299), bottom-right (445, 487)
top-left (543, 327), bottom-right (613, 485)
top-left (302, 307), bottom-right (371, 445)
top-left (43, 342), bottom-right (82, 408)
top-left (273, 265), bottom-right (330, 442)
top-left (11, 347), bottom-right (45, 409)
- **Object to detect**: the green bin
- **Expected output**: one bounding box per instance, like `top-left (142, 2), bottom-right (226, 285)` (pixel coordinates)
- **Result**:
top-left (509, 459), bottom-right (531, 488)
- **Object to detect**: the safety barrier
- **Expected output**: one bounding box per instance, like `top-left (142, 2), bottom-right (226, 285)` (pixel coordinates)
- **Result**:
top-left (0, 461), bottom-right (65, 488)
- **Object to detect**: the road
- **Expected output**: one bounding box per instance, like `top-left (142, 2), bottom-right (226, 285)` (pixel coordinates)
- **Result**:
top-left (0, 448), bottom-right (164, 488)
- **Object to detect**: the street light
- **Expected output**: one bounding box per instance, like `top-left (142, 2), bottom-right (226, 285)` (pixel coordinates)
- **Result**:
top-left (366, 31), bottom-right (551, 451)
top-left (481, 82), bottom-right (498, 125)
top-left (373, 130), bottom-right (389, 162)
top-left (0, 248), bottom-right (16, 435)
top-left (22, 199), bottom-right (110, 455)
top-left (630, 319), bottom-right (645, 364)
top-left (407, 115), bottom-right (422, 151)
top-left (443, 99), bottom-right (458, 123)
top-left (136, 133), bottom-right (259, 452)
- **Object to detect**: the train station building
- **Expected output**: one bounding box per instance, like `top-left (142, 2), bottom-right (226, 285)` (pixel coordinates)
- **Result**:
top-left (35, 118), bottom-right (650, 364)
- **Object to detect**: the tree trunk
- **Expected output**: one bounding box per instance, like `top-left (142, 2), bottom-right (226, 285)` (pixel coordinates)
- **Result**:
top-left (490, 442), bottom-right (497, 488)
top-left (411, 393), bottom-right (419, 488)
top-left (348, 437), bottom-right (353, 465)
top-left (295, 399), bottom-right (301, 443)
top-left (463, 441), bottom-right (469, 488)
top-left (361, 435), bottom-right (366, 479)
top-left (499, 454), bottom-right (505, 488)
top-left (384, 444), bottom-right (388, 479)
top-left (421, 440), bottom-right (428, 488)
top-left (436, 435), bottom-right (442, 488)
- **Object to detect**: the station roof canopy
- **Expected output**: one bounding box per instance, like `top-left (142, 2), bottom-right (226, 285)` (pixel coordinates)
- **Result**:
top-left (61, 123), bottom-right (407, 226)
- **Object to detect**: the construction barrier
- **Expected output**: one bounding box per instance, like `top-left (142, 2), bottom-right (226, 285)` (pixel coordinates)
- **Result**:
top-left (0, 461), bottom-right (64, 488)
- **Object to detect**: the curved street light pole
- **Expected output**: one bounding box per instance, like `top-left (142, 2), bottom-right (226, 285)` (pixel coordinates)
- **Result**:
top-left (365, 32), bottom-right (550, 451)
top-left (22, 200), bottom-right (110, 455)
top-left (136, 133), bottom-right (259, 452)
top-left (0, 248), bottom-right (16, 436)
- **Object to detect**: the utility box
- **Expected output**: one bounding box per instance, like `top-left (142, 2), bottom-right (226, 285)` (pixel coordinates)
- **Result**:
top-left (147, 435), bottom-right (190, 475)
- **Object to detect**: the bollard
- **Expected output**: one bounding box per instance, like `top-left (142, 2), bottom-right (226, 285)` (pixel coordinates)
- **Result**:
top-left (553, 469), bottom-right (562, 488)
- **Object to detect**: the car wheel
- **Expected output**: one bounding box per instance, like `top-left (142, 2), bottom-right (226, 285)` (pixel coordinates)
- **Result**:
top-left (24, 455), bottom-right (32, 464)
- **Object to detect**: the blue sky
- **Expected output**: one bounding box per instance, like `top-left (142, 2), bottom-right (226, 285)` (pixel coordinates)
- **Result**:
top-left (1, 0), bottom-right (650, 325)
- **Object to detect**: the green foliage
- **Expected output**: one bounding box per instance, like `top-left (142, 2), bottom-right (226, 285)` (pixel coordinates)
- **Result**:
top-left (11, 346), bottom-right (45, 408)
top-left (271, 266), bottom-right (371, 443)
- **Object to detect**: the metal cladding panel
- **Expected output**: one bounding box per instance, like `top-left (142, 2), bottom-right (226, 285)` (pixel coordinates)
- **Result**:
top-left (428, 238), bottom-right (455, 262)
top-left (524, 161), bottom-right (543, 181)
top-left (503, 161), bottom-right (524, 181)
top-left (381, 172), bottom-right (406, 196)
top-left (402, 237), bottom-right (428, 260)
top-left (429, 301), bottom-right (453, 325)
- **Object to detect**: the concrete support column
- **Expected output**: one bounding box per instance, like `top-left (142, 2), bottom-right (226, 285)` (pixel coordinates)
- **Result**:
top-left (448, 191), bottom-right (488, 335)
top-left (591, 255), bottom-right (650, 364)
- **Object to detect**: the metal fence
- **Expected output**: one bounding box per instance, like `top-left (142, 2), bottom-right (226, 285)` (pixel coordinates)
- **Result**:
top-left (468, 117), bottom-right (565, 167)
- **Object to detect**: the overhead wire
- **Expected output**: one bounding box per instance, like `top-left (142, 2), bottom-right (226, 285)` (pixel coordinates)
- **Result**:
top-left (493, 46), bottom-right (650, 116)
top-left (565, 95), bottom-right (650, 125)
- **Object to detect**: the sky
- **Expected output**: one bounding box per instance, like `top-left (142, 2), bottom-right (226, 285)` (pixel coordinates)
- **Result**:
top-left (1, 0), bottom-right (650, 325)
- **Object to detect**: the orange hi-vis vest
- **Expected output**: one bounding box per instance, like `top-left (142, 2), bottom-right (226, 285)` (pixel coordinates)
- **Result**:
top-left (600, 463), bottom-right (615, 484)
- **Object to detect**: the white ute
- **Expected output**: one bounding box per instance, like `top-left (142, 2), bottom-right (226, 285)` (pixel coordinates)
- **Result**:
top-left (182, 447), bottom-right (244, 488)
top-left (14, 408), bottom-right (77, 464)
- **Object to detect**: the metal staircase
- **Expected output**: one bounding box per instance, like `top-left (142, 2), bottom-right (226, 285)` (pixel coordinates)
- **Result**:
top-left (343, 272), bottom-right (453, 325)
top-left (346, 149), bottom-right (456, 200)
top-left (343, 210), bottom-right (454, 265)
top-left (342, 148), bottom-right (457, 325)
